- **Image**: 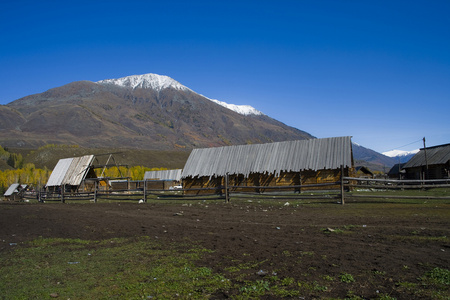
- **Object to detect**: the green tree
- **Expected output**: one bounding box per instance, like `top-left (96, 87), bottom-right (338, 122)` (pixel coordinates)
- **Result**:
top-left (7, 153), bottom-right (24, 169)
top-left (0, 145), bottom-right (10, 161)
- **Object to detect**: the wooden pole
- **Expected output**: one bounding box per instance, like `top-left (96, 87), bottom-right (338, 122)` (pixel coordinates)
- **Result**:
top-left (423, 137), bottom-right (429, 180)
top-left (299, 173), bottom-right (302, 194)
top-left (225, 174), bottom-right (230, 203)
top-left (340, 165), bottom-right (345, 205)
top-left (94, 180), bottom-right (98, 203)
top-left (61, 185), bottom-right (65, 203)
top-left (143, 179), bottom-right (147, 203)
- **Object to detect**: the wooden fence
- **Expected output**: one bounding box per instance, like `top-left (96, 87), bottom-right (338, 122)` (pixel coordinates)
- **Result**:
top-left (13, 177), bottom-right (450, 204)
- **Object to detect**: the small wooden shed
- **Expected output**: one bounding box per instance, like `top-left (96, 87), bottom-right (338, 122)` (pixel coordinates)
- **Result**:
top-left (181, 136), bottom-right (354, 194)
top-left (143, 169), bottom-right (182, 190)
top-left (387, 163), bottom-right (406, 179)
top-left (4, 183), bottom-right (28, 201)
top-left (355, 166), bottom-right (374, 178)
top-left (46, 155), bottom-right (97, 193)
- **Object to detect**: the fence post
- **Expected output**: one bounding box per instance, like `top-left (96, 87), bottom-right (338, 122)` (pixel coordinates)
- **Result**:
top-left (225, 173), bottom-right (230, 203)
top-left (143, 179), bottom-right (147, 203)
top-left (340, 165), bottom-right (345, 205)
top-left (61, 185), bottom-right (65, 203)
top-left (94, 180), bottom-right (98, 203)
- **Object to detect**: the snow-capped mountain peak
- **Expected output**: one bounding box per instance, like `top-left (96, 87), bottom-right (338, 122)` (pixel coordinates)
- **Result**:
top-left (97, 73), bottom-right (191, 92)
top-left (382, 149), bottom-right (420, 157)
top-left (209, 99), bottom-right (264, 116)
top-left (97, 73), bottom-right (264, 116)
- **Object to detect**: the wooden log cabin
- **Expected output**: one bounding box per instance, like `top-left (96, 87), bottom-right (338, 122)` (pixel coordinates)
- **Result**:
top-left (402, 143), bottom-right (450, 180)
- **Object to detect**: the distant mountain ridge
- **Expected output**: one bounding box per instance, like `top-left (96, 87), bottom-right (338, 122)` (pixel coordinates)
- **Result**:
top-left (352, 142), bottom-right (398, 171)
top-left (97, 74), bottom-right (263, 116)
top-left (0, 73), bottom-right (313, 150)
top-left (382, 149), bottom-right (419, 163)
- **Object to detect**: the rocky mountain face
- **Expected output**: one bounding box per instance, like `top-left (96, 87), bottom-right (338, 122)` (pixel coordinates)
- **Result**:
top-left (0, 74), bottom-right (314, 150)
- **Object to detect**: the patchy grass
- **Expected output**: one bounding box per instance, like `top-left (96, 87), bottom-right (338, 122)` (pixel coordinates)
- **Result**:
top-left (0, 236), bottom-right (230, 299)
top-left (4, 234), bottom-right (447, 299)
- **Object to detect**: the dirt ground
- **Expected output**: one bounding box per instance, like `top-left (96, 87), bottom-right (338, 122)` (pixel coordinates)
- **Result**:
top-left (1, 200), bottom-right (449, 299)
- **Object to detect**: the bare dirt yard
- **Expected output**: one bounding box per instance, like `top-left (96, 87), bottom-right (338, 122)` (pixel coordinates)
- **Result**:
top-left (1, 199), bottom-right (449, 299)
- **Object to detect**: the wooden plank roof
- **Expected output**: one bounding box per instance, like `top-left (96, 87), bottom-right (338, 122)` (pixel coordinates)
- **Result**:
top-left (403, 143), bottom-right (450, 169)
top-left (4, 183), bottom-right (27, 196)
top-left (181, 136), bottom-right (353, 179)
top-left (46, 155), bottom-right (95, 187)
top-left (144, 169), bottom-right (182, 181)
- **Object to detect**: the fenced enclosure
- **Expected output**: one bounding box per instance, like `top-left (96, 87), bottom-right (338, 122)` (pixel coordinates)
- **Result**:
top-left (11, 176), bottom-right (450, 204)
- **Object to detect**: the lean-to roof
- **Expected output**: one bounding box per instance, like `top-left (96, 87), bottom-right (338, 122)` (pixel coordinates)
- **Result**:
top-left (46, 155), bottom-right (95, 187)
top-left (403, 143), bottom-right (450, 169)
top-left (4, 183), bottom-right (27, 196)
top-left (181, 136), bottom-right (353, 179)
top-left (144, 169), bottom-right (182, 181)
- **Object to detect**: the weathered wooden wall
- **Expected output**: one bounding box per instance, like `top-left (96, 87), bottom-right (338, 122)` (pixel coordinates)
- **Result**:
top-left (183, 167), bottom-right (352, 195)
top-left (405, 163), bottom-right (450, 180)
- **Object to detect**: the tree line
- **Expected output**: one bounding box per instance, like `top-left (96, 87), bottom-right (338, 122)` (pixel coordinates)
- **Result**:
top-left (0, 145), bottom-right (169, 195)
top-left (0, 165), bottom-right (167, 195)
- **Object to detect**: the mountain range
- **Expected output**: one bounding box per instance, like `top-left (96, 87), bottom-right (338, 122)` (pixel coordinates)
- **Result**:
top-left (0, 73), bottom-right (404, 170)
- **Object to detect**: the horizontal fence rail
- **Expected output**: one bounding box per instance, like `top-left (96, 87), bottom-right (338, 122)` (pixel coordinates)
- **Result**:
top-left (4, 177), bottom-right (450, 204)
top-left (342, 177), bottom-right (450, 202)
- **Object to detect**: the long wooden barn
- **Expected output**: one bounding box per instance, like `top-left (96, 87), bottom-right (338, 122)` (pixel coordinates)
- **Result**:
top-left (181, 136), bottom-right (354, 194)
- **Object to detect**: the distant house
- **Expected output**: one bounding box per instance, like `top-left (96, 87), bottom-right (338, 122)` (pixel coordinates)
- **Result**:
top-left (143, 169), bottom-right (183, 190)
top-left (402, 143), bottom-right (450, 179)
top-left (4, 183), bottom-right (28, 201)
top-left (46, 155), bottom-right (97, 193)
top-left (354, 166), bottom-right (374, 178)
top-left (387, 163), bottom-right (406, 179)
top-left (181, 136), bottom-right (354, 194)
top-left (144, 169), bottom-right (182, 181)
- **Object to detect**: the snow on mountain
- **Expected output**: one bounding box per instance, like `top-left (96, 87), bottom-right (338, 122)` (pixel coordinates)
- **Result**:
top-left (97, 73), bottom-right (264, 116)
top-left (209, 99), bottom-right (264, 116)
top-left (382, 149), bottom-right (420, 157)
top-left (97, 73), bottom-right (191, 92)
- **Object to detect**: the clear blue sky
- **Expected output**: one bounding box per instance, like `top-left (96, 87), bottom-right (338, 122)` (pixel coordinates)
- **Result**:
top-left (1, 0), bottom-right (449, 153)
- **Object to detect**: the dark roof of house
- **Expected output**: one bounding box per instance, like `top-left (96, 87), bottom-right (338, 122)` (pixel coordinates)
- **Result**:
top-left (403, 143), bottom-right (450, 169)
top-left (355, 166), bottom-right (373, 176)
top-left (387, 163), bottom-right (406, 175)
top-left (181, 136), bottom-right (353, 179)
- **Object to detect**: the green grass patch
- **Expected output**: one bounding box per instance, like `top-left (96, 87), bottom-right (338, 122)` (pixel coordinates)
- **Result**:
top-left (339, 272), bottom-right (356, 283)
top-left (421, 267), bottom-right (450, 286)
top-left (0, 236), bottom-right (230, 299)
